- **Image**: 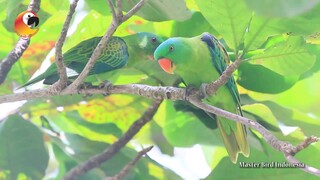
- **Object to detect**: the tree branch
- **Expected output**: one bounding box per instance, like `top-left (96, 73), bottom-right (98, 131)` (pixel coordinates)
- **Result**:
top-left (105, 146), bottom-right (154, 180)
top-left (0, 79), bottom-right (318, 177)
top-left (0, 84), bottom-right (184, 103)
top-left (51, 0), bottom-right (80, 91)
top-left (64, 0), bottom-right (145, 92)
top-left (62, 100), bottom-right (162, 180)
top-left (0, 0), bottom-right (41, 85)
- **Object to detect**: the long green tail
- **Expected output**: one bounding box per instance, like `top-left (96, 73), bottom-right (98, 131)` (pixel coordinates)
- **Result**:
top-left (19, 63), bottom-right (58, 88)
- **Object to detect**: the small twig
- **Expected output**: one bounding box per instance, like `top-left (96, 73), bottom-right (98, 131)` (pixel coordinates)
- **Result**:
top-left (63, 0), bottom-right (145, 92)
top-left (122, 0), bottom-right (145, 22)
top-left (51, 0), bottom-right (80, 91)
top-left (62, 100), bottom-right (162, 180)
top-left (0, 39), bottom-right (30, 85)
top-left (27, 0), bottom-right (41, 11)
top-left (105, 146), bottom-right (154, 180)
top-left (291, 136), bottom-right (319, 155)
top-left (116, 0), bottom-right (123, 20)
top-left (0, 0), bottom-right (41, 85)
top-left (107, 0), bottom-right (117, 19)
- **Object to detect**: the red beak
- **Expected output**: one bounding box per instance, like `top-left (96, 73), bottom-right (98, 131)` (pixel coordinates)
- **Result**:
top-left (158, 58), bottom-right (175, 74)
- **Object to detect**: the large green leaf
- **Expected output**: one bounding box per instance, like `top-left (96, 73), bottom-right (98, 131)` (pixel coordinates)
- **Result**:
top-left (242, 103), bottom-right (281, 132)
top-left (161, 101), bottom-right (221, 147)
top-left (119, 0), bottom-right (192, 22)
top-left (244, 0), bottom-right (320, 18)
top-left (247, 36), bottom-right (316, 76)
top-left (237, 62), bottom-right (299, 93)
top-left (248, 71), bottom-right (320, 117)
top-left (171, 11), bottom-right (218, 37)
top-left (262, 101), bottom-right (320, 137)
top-left (0, 115), bottom-right (49, 180)
top-left (195, 0), bottom-right (252, 52)
top-left (244, 4), bottom-right (320, 51)
top-left (45, 111), bottom-right (122, 144)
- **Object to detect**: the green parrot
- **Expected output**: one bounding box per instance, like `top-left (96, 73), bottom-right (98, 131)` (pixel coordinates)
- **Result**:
top-left (20, 32), bottom-right (163, 87)
top-left (154, 32), bottom-right (249, 163)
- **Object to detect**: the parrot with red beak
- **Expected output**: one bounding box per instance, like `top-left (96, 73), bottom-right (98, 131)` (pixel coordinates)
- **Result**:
top-left (14, 11), bottom-right (40, 37)
top-left (154, 32), bottom-right (250, 163)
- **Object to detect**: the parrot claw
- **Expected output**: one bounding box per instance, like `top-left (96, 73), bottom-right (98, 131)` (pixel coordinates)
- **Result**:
top-left (99, 80), bottom-right (113, 96)
top-left (200, 83), bottom-right (209, 99)
top-left (77, 82), bottom-right (94, 97)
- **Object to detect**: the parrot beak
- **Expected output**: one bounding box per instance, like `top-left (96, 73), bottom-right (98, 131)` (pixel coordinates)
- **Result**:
top-left (158, 58), bottom-right (175, 74)
top-left (28, 16), bottom-right (39, 28)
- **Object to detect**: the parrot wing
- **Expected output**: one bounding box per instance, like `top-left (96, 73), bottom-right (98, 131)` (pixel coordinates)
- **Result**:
top-left (200, 33), bottom-right (249, 163)
top-left (64, 36), bottom-right (129, 75)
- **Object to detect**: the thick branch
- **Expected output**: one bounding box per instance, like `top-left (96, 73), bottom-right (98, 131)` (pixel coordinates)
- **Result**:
top-left (105, 146), bottom-right (154, 180)
top-left (0, 0), bottom-right (41, 85)
top-left (0, 84), bottom-right (184, 104)
top-left (52, 0), bottom-right (80, 91)
top-left (64, 0), bottom-right (145, 92)
top-left (62, 100), bottom-right (162, 180)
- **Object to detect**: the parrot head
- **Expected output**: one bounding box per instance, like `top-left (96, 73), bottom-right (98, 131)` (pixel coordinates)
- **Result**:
top-left (135, 32), bottom-right (164, 60)
top-left (154, 37), bottom-right (195, 74)
top-left (14, 11), bottom-right (40, 37)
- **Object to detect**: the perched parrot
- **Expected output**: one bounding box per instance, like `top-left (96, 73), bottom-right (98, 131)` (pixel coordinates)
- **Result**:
top-left (20, 32), bottom-right (163, 87)
top-left (154, 32), bottom-right (250, 163)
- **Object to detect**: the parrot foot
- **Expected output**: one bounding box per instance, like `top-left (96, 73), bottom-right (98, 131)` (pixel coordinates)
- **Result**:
top-left (99, 80), bottom-right (113, 96)
top-left (199, 83), bottom-right (209, 99)
top-left (77, 82), bottom-right (94, 97)
top-left (185, 85), bottom-right (198, 100)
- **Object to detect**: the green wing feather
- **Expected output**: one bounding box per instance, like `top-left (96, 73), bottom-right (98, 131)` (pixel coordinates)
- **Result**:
top-left (20, 36), bottom-right (128, 87)
top-left (201, 33), bottom-right (249, 163)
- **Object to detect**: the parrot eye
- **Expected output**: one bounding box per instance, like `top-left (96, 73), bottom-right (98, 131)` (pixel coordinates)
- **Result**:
top-left (169, 46), bottom-right (174, 52)
top-left (23, 12), bottom-right (35, 25)
top-left (151, 37), bottom-right (157, 44)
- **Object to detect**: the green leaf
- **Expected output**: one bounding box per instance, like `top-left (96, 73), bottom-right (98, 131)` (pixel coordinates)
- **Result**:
top-left (84, 0), bottom-right (110, 16)
top-left (247, 36), bottom-right (316, 76)
top-left (195, 0), bottom-right (252, 52)
top-left (119, 0), bottom-right (192, 22)
top-left (161, 101), bottom-right (222, 147)
top-left (262, 101), bottom-right (320, 136)
top-left (248, 71), bottom-right (320, 117)
top-left (237, 62), bottom-right (299, 93)
top-left (242, 103), bottom-right (281, 132)
top-left (0, 115), bottom-right (49, 180)
top-left (244, 4), bottom-right (320, 50)
top-left (45, 111), bottom-right (123, 144)
top-left (244, 0), bottom-right (320, 18)
top-left (171, 11), bottom-right (218, 37)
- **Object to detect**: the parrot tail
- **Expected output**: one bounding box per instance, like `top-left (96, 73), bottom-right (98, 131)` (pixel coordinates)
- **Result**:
top-left (217, 117), bottom-right (250, 164)
top-left (19, 71), bottom-right (50, 89)
top-left (18, 63), bottom-right (59, 88)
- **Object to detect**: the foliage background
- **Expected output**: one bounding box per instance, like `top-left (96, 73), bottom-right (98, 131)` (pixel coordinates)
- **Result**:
top-left (0, 0), bottom-right (320, 179)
